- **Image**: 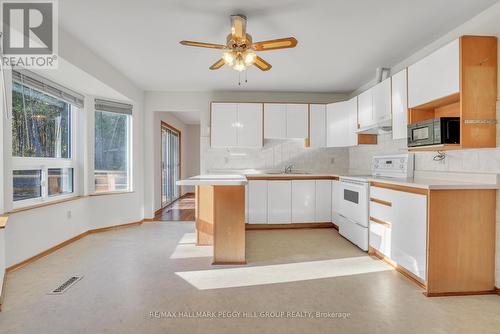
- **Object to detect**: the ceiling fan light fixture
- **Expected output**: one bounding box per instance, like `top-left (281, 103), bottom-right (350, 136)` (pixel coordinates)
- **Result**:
top-left (233, 55), bottom-right (246, 72)
top-left (243, 51), bottom-right (257, 66)
top-left (222, 51), bottom-right (235, 65)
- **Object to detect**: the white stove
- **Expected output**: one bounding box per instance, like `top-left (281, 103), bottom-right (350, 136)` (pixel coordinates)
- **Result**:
top-left (335, 154), bottom-right (414, 251)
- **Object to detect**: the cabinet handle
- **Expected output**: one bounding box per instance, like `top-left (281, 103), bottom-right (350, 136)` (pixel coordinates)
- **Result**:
top-left (370, 197), bottom-right (392, 207)
top-left (369, 216), bottom-right (391, 227)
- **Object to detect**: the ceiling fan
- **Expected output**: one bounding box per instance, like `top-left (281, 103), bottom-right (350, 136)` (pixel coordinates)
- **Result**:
top-left (180, 14), bottom-right (297, 72)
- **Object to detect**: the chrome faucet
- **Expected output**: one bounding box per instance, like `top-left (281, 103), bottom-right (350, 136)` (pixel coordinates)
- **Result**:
top-left (284, 164), bottom-right (295, 174)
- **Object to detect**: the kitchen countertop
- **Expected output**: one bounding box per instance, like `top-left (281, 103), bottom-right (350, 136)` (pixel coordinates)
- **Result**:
top-left (366, 175), bottom-right (499, 190)
top-left (176, 175), bottom-right (248, 186)
top-left (179, 171), bottom-right (498, 190)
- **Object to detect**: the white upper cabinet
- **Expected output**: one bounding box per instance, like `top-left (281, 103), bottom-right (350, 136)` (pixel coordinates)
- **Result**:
top-left (211, 102), bottom-right (263, 148)
top-left (291, 180), bottom-right (316, 223)
top-left (211, 103), bottom-right (238, 147)
top-left (391, 69), bottom-right (408, 140)
top-left (357, 89), bottom-right (373, 129)
top-left (309, 104), bottom-right (326, 148)
top-left (264, 104), bottom-right (286, 138)
top-left (327, 97), bottom-right (357, 148)
top-left (344, 96), bottom-right (359, 147)
top-left (408, 39), bottom-right (460, 108)
top-left (372, 77), bottom-right (392, 123)
top-left (237, 103), bottom-right (263, 147)
top-left (326, 101), bottom-right (343, 147)
top-left (286, 104), bottom-right (308, 138)
top-left (264, 103), bottom-right (308, 139)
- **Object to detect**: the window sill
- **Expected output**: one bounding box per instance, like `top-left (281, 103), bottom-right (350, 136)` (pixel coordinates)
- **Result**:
top-left (6, 195), bottom-right (83, 215)
top-left (89, 191), bottom-right (134, 197)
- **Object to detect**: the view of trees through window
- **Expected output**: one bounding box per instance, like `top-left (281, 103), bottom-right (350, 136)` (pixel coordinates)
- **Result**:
top-left (12, 82), bottom-right (71, 158)
top-left (95, 110), bottom-right (129, 192)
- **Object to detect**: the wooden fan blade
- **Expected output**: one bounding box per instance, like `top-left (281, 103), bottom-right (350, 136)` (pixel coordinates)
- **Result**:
top-left (180, 40), bottom-right (225, 49)
top-left (209, 58), bottom-right (225, 70)
top-left (231, 15), bottom-right (246, 40)
top-left (253, 37), bottom-right (298, 51)
top-left (254, 56), bottom-right (272, 71)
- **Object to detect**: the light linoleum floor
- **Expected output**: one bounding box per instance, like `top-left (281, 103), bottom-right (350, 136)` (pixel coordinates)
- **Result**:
top-left (1, 222), bottom-right (500, 334)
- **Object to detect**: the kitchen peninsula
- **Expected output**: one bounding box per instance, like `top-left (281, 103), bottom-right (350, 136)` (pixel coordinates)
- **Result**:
top-left (177, 175), bottom-right (247, 264)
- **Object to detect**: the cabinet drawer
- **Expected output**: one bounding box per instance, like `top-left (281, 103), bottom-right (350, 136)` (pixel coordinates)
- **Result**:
top-left (370, 201), bottom-right (393, 224)
top-left (369, 221), bottom-right (391, 258)
top-left (370, 186), bottom-right (395, 203)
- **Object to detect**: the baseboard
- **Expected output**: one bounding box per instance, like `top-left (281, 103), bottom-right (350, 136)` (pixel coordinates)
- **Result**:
top-left (368, 246), bottom-right (427, 290)
top-left (212, 261), bottom-right (247, 265)
top-left (6, 219), bottom-right (146, 274)
top-left (6, 232), bottom-right (89, 274)
top-left (246, 223), bottom-right (335, 230)
top-left (0, 270), bottom-right (6, 312)
top-left (424, 290), bottom-right (497, 297)
top-left (88, 220), bottom-right (142, 234)
top-left (496, 287), bottom-right (500, 296)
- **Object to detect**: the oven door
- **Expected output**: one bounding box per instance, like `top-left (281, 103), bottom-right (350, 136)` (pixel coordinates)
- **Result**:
top-left (408, 122), bottom-right (435, 147)
top-left (338, 181), bottom-right (369, 227)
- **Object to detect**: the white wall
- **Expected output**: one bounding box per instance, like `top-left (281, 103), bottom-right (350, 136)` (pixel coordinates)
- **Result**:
top-left (186, 124), bottom-right (201, 184)
top-left (349, 2), bottom-right (500, 287)
top-left (0, 230), bottom-right (5, 298)
top-left (1, 28), bottom-right (145, 270)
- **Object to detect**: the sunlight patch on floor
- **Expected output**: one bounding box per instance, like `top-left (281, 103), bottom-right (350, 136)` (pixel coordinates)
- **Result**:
top-left (170, 232), bottom-right (213, 259)
top-left (176, 256), bottom-right (392, 289)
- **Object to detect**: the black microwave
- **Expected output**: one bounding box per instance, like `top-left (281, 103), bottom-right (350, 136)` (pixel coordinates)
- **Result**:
top-left (407, 117), bottom-right (460, 147)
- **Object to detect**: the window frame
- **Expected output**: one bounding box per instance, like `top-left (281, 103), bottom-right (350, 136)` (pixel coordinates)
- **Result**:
top-left (11, 86), bottom-right (79, 209)
top-left (92, 108), bottom-right (132, 195)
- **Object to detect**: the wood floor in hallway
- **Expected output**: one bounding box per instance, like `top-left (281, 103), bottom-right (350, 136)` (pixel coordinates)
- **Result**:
top-left (155, 193), bottom-right (195, 221)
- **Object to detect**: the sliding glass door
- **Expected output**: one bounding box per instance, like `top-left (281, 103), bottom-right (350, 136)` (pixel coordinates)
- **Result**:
top-left (161, 123), bottom-right (181, 206)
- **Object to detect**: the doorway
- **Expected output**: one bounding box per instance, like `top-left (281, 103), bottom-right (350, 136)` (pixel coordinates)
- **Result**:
top-left (161, 122), bottom-right (181, 207)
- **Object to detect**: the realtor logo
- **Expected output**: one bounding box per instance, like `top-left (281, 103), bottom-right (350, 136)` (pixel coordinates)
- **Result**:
top-left (1, 0), bottom-right (58, 68)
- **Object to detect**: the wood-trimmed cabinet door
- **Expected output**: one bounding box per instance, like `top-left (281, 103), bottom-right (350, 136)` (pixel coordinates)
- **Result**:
top-left (211, 103), bottom-right (238, 147)
top-left (247, 180), bottom-right (268, 224)
top-left (391, 190), bottom-right (427, 280)
top-left (286, 104), bottom-right (308, 138)
top-left (291, 180), bottom-right (316, 223)
top-left (315, 180), bottom-right (332, 222)
top-left (264, 103), bottom-right (286, 138)
top-left (358, 88), bottom-right (373, 129)
top-left (237, 103), bottom-right (263, 148)
top-left (267, 181), bottom-right (292, 224)
top-left (407, 39), bottom-right (460, 108)
top-left (372, 77), bottom-right (392, 123)
top-left (391, 69), bottom-right (408, 140)
top-left (309, 104), bottom-right (327, 148)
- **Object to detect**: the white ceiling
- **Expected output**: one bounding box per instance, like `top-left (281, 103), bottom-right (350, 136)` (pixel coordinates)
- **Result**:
top-left (59, 0), bottom-right (499, 93)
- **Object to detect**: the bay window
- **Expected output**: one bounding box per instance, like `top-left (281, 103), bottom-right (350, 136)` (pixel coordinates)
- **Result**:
top-left (11, 70), bottom-right (84, 208)
top-left (94, 99), bottom-right (132, 193)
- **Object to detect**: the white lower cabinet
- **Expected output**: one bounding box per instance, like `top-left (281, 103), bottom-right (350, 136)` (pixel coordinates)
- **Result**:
top-left (291, 181), bottom-right (315, 223)
top-left (391, 190), bottom-right (427, 280)
top-left (369, 186), bottom-right (427, 281)
top-left (315, 180), bottom-right (331, 222)
top-left (247, 180), bottom-right (268, 224)
top-left (369, 221), bottom-right (392, 257)
top-left (331, 180), bottom-right (341, 222)
top-left (267, 181), bottom-right (292, 224)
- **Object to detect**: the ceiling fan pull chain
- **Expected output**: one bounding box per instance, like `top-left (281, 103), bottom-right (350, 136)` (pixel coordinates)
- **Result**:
top-left (238, 72), bottom-right (241, 86)
top-left (245, 70), bottom-right (248, 83)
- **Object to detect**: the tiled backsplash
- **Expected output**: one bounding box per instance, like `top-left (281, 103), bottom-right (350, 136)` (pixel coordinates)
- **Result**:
top-left (201, 137), bottom-right (349, 174)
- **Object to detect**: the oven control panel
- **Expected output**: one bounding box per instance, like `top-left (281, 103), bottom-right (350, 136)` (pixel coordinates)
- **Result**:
top-left (372, 153), bottom-right (414, 178)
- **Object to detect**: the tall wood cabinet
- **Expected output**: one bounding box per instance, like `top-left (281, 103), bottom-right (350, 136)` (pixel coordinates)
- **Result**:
top-left (407, 36), bottom-right (498, 150)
